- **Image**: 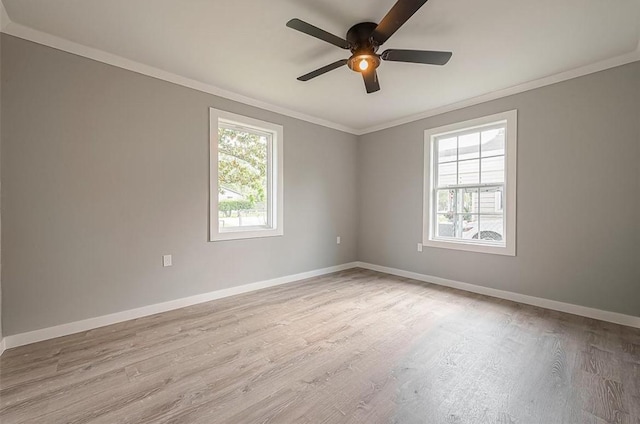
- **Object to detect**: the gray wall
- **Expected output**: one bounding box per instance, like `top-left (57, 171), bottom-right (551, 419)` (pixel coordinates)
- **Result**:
top-left (0, 33), bottom-right (3, 341)
top-left (358, 61), bottom-right (640, 317)
top-left (2, 34), bottom-right (639, 338)
top-left (1, 35), bottom-right (359, 336)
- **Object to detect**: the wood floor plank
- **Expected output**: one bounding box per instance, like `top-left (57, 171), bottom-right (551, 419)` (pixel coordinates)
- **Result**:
top-left (1, 268), bottom-right (639, 423)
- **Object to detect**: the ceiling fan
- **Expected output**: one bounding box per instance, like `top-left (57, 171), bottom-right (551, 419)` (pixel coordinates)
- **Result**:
top-left (286, 0), bottom-right (452, 94)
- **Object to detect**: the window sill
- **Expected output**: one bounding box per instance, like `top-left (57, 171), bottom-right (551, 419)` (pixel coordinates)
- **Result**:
top-left (210, 228), bottom-right (283, 242)
top-left (422, 238), bottom-right (515, 256)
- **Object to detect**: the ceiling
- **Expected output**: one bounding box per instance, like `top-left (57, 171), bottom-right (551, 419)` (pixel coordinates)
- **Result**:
top-left (2, 0), bottom-right (639, 133)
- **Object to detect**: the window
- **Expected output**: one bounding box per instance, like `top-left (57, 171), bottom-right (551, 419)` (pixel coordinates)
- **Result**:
top-left (209, 108), bottom-right (283, 241)
top-left (423, 110), bottom-right (517, 255)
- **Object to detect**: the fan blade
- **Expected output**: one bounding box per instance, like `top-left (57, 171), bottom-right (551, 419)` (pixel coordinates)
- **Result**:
top-left (297, 59), bottom-right (348, 81)
top-left (362, 70), bottom-right (380, 94)
top-left (286, 19), bottom-right (350, 49)
top-left (381, 49), bottom-right (452, 65)
top-left (372, 0), bottom-right (429, 45)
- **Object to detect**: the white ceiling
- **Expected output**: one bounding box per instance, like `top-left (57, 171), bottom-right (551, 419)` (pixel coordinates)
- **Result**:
top-left (2, 0), bottom-right (639, 133)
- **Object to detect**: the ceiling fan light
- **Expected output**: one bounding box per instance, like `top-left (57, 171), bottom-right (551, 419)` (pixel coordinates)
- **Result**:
top-left (347, 54), bottom-right (380, 73)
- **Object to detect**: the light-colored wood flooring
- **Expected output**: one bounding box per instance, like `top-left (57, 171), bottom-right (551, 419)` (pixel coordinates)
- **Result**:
top-left (1, 268), bottom-right (639, 424)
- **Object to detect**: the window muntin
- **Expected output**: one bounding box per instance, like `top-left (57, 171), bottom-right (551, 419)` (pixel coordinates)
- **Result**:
top-left (423, 110), bottom-right (516, 256)
top-left (210, 109), bottom-right (283, 241)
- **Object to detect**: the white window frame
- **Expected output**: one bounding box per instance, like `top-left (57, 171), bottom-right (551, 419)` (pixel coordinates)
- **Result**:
top-left (423, 110), bottom-right (517, 256)
top-left (209, 108), bottom-right (284, 241)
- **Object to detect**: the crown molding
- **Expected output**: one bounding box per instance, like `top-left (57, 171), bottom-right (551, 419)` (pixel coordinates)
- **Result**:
top-left (1, 7), bottom-right (639, 136)
top-left (359, 49), bottom-right (640, 135)
top-left (0, 0), bottom-right (9, 32)
top-left (0, 20), bottom-right (361, 135)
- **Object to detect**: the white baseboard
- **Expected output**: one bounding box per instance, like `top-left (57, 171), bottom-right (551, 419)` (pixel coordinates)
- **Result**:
top-left (355, 262), bottom-right (640, 329)
top-left (3, 262), bottom-right (359, 350)
top-left (4, 260), bottom-right (638, 352)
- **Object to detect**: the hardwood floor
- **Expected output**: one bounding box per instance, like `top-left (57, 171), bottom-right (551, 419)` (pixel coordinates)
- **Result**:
top-left (1, 268), bottom-right (639, 423)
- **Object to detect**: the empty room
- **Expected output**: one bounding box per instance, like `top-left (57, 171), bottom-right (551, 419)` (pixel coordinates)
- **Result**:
top-left (0, 0), bottom-right (639, 423)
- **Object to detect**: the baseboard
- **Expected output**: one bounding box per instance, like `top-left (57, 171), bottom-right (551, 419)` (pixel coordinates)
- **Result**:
top-left (355, 262), bottom-right (640, 329)
top-left (3, 262), bottom-right (359, 350)
top-left (5, 260), bottom-right (639, 350)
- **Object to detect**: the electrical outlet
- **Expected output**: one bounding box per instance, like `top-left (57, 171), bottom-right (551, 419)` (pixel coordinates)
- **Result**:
top-left (336, 236), bottom-right (341, 245)
top-left (417, 243), bottom-right (423, 252)
top-left (163, 255), bottom-right (172, 267)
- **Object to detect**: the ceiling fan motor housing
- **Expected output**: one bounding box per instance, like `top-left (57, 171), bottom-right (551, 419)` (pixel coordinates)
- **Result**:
top-left (346, 22), bottom-right (381, 73)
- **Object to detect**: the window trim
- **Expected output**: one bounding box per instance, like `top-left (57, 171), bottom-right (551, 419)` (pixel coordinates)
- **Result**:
top-left (209, 108), bottom-right (284, 242)
top-left (422, 110), bottom-right (517, 256)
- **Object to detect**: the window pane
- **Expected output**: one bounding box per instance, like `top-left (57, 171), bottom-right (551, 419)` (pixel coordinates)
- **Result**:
top-left (438, 137), bottom-right (457, 163)
top-left (461, 188), bottom-right (479, 214)
top-left (479, 187), bottom-right (503, 214)
top-left (458, 159), bottom-right (479, 185)
top-left (458, 132), bottom-right (480, 160)
top-left (437, 189), bottom-right (455, 213)
top-left (436, 213), bottom-right (456, 238)
top-left (437, 162), bottom-right (457, 186)
top-left (481, 156), bottom-right (505, 183)
top-left (478, 215), bottom-right (504, 241)
top-left (481, 128), bottom-right (505, 157)
top-left (218, 127), bottom-right (269, 230)
top-left (461, 214), bottom-right (479, 240)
